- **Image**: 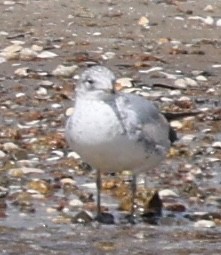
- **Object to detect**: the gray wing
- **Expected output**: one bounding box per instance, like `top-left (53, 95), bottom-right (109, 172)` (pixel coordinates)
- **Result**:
top-left (114, 93), bottom-right (171, 151)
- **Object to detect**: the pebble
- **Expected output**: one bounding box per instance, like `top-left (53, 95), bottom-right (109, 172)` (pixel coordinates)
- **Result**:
top-left (37, 51), bottom-right (58, 59)
top-left (194, 220), bottom-right (216, 228)
top-left (52, 150), bottom-right (64, 158)
top-left (0, 44), bottom-right (22, 60)
top-left (52, 64), bottom-right (77, 77)
top-left (71, 210), bottom-right (93, 224)
top-left (174, 77), bottom-right (198, 89)
top-left (116, 78), bottom-right (133, 89)
top-left (196, 75), bottom-right (207, 81)
top-left (36, 87), bottom-right (48, 96)
top-left (163, 202), bottom-right (186, 212)
top-left (101, 51), bottom-right (116, 60)
top-left (3, 142), bottom-right (19, 151)
top-left (15, 92), bottom-right (25, 98)
top-left (212, 141), bottom-right (221, 149)
top-left (138, 16), bottom-right (149, 28)
top-left (26, 180), bottom-right (51, 194)
top-left (14, 67), bottom-right (29, 77)
top-left (206, 196), bottom-right (221, 206)
top-left (180, 134), bottom-right (196, 143)
top-left (184, 77), bottom-right (198, 87)
top-left (69, 198), bottom-right (84, 207)
top-left (0, 150), bottom-right (6, 158)
top-left (38, 80), bottom-right (54, 87)
top-left (216, 19), bottom-right (221, 27)
top-left (4, 1), bottom-right (15, 5)
top-left (174, 79), bottom-right (188, 89)
top-left (170, 120), bottom-right (183, 129)
top-left (65, 107), bottom-right (74, 117)
top-left (60, 178), bottom-right (76, 186)
top-left (203, 5), bottom-right (214, 12)
top-left (31, 44), bottom-right (43, 52)
top-left (67, 151), bottom-right (81, 159)
top-left (203, 16), bottom-right (214, 26)
top-left (20, 48), bottom-right (38, 60)
top-left (139, 67), bottom-right (163, 74)
top-left (159, 189), bottom-right (179, 199)
top-left (206, 88), bottom-right (215, 94)
top-left (51, 103), bottom-right (62, 109)
top-left (0, 57), bottom-right (6, 64)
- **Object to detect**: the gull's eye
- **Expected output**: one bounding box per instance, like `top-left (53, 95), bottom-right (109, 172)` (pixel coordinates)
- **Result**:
top-left (87, 78), bottom-right (94, 85)
top-left (83, 77), bottom-right (95, 90)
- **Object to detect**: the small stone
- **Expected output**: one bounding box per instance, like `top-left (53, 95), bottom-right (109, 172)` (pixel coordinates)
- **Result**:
top-left (8, 168), bottom-right (23, 177)
top-left (164, 202), bottom-right (186, 212)
top-left (174, 77), bottom-right (198, 88)
top-left (116, 78), bottom-right (133, 90)
top-left (204, 5), bottom-right (214, 12)
top-left (212, 141), bottom-right (221, 149)
top-left (206, 196), bottom-right (221, 206)
top-left (51, 103), bottom-right (62, 109)
top-left (27, 180), bottom-right (52, 194)
top-left (170, 120), bottom-right (183, 129)
top-left (65, 107), bottom-right (74, 117)
top-left (46, 207), bottom-right (57, 214)
top-left (206, 88), bottom-right (215, 93)
top-left (14, 67), bottom-right (29, 77)
top-left (95, 241), bottom-right (116, 252)
top-left (52, 65), bottom-right (77, 77)
top-left (31, 45), bottom-right (43, 52)
top-left (15, 93), bottom-right (25, 98)
top-left (196, 75), bottom-right (207, 81)
top-left (20, 48), bottom-right (38, 60)
top-left (71, 210), bottom-right (93, 224)
top-left (4, 1), bottom-right (15, 5)
top-left (180, 134), bottom-right (196, 143)
top-left (138, 16), bottom-right (149, 28)
top-left (3, 142), bottom-right (19, 151)
top-left (216, 19), bottom-right (221, 27)
top-left (203, 16), bottom-right (214, 26)
top-left (36, 87), bottom-right (47, 96)
top-left (0, 150), bottom-right (6, 158)
top-left (184, 77), bottom-right (198, 87)
top-left (38, 80), bottom-right (54, 87)
top-left (37, 51), bottom-right (58, 59)
top-left (194, 220), bottom-right (216, 228)
top-left (0, 44), bottom-right (22, 60)
top-left (69, 198), bottom-right (84, 207)
top-left (101, 51), bottom-right (116, 60)
top-left (159, 189), bottom-right (179, 198)
top-left (52, 216), bottom-right (72, 224)
top-left (0, 57), bottom-right (6, 64)
top-left (93, 32), bottom-right (101, 36)
top-left (174, 79), bottom-right (187, 89)
top-left (67, 151), bottom-right (81, 159)
top-left (60, 178), bottom-right (76, 186)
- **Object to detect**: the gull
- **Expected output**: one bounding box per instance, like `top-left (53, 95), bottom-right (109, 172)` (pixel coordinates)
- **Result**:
top-left (65, 65), bottom-right (177, 223)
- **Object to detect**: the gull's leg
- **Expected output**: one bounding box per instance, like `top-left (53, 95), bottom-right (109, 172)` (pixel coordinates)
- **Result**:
top-left (129, 173), bottom-right (136, 223)
top-left (95, 169), bottom-right (114, 224)
top-left (96, 169), bottom-right (101, 217)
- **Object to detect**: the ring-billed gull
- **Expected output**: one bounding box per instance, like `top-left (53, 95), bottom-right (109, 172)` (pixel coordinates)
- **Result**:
top-left (65, 65), bottom-right (176, 223)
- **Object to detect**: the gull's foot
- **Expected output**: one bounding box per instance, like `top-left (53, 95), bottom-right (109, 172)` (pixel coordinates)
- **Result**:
top-left (95, 212), bottom-right (115, 224)
top-left (141, 212), bottom-right (160, 225)
top-left (125, 214), bottom-right (137, 224)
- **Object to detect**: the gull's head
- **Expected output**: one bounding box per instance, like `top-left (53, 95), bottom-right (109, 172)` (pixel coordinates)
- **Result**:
top-left (76, 66), bottom-right (116, 97)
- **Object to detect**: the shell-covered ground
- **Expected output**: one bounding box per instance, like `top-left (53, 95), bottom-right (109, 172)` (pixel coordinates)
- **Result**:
top-left (0, 0), bottom-right (221, 254)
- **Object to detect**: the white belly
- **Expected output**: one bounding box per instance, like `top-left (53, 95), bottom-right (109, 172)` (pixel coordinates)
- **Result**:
top-left (66, 99), bottom-right (167, 173)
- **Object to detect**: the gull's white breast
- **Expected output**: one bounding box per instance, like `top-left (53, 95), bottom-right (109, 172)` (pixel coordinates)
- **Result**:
top-left (66, 95), bottom-right (169, 173)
